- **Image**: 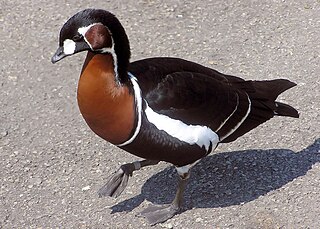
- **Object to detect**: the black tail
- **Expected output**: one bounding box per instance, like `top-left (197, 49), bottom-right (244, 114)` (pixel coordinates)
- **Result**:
top-left (251, 79), bottom-right (299, 118)
top-left (249, 79), bottom-right (299, 118)
top-left (221, 79), bottom-right (299, 143)
top-left (245, 79), bottom-right (296, 100)
top-left (275, 101), bottom-right (299, 118)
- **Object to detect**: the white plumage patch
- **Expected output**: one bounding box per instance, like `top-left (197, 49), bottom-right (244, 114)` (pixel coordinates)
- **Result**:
top-left (117, 73), bottom-right (219, 151)
top-left (78, 24), bottom-right (93, 37)
top-left (63, 39), bottom-right (76, 55)
top-left (176, 159), bottom-right (200, 178)
top-left (145, 104), bottom-right (219, 151)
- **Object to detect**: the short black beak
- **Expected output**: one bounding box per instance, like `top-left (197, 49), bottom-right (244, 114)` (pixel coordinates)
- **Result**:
top-left (51, 46), bottom-right (68, 64)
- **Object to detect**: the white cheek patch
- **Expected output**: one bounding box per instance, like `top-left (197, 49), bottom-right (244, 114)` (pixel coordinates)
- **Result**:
top-left (145, 104), bottom-right (219, 152)
top-left (63, 39), bottom-right (76, 55)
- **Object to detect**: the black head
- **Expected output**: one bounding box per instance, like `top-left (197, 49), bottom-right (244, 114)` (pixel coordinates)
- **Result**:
top-left (51, 9), bottom-right (131, 79)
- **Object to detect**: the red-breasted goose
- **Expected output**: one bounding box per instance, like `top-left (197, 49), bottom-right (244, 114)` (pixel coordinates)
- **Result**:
top-left (52, 9), bottom-right (299, 225)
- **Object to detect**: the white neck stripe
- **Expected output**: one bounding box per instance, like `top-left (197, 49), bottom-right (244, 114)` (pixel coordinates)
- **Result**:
top-left (116, 73), bottom-right (142, 147)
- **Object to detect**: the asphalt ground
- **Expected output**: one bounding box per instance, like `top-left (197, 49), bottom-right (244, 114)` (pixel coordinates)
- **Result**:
top-left (0, 0), bottom-right (319, 228)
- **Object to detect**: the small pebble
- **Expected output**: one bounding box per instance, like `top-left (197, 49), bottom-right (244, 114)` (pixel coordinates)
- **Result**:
top-left (196, 217), bottom-right (203, 222)
top-left (161, 223), bottom-right (173, 229)
top-left (82, 185), bottom-right (91, 191)
top-left (0, 130), bottom-right (8, 137)
top-left (29, 177), bottom-right (42, 186)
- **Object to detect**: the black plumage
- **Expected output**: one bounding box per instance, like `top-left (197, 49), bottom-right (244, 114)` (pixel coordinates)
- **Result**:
top-left (52, 9), bottom-right (299, 225)
top-left (129, 57), bottom-right (298, 147)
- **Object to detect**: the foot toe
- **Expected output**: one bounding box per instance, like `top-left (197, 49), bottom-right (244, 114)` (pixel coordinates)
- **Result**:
top-left (98, 169), bottom-right (128, 198)
top-left (138, 204), bottom-right (179, 225)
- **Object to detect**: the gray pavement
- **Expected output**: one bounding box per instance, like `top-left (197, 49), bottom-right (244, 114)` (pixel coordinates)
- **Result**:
top-left (1, 0), bottom-right (319, 228)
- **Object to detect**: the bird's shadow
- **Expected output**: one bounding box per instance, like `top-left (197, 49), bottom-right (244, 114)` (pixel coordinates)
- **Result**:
top-left (110, 138), bottom-right (320, 213)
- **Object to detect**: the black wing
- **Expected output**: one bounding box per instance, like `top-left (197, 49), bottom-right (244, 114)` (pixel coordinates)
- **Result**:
top-left (128, 57), bottom-right (298, 143)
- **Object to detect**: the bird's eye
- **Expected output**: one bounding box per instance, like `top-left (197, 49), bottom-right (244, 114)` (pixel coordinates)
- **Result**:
top-left (72, 34), bottom-right (83, 42)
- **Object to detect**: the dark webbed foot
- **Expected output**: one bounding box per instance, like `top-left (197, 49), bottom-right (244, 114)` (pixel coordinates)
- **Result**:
top-left (139, 171), bottom-right (189, 225)
top-left (139, 203), bottom-right (180, 225)
top-left (98, 163), bottom-right (133, 197)
top-left (98, 160), bottom-right (159, 198)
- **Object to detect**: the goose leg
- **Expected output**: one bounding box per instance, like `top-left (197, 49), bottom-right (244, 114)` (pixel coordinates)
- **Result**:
top-left (139, 167), bottom-right (190, 225)
top-left (98, 159), bottom-right (159, 198)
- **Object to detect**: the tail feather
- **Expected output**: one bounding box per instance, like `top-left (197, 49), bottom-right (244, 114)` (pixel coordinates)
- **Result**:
top-left (242, 79), bottom-right (299, 118)
top-left (247, 79), bottom-right (297, 100)
top-left (221, 78), bottom-right (299, 143)
top-left (275, 102), bottom-right (299, 118)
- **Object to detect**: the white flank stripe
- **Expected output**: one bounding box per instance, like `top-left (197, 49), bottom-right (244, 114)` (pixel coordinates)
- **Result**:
top-left (215, 93), bottom-right (239, 132)
top-left (117, 73), bottom-right (142, 147)
top-left (220, 93), bottom-right (252, 141)
top-left (145, 104), bottom-right (219, 151)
